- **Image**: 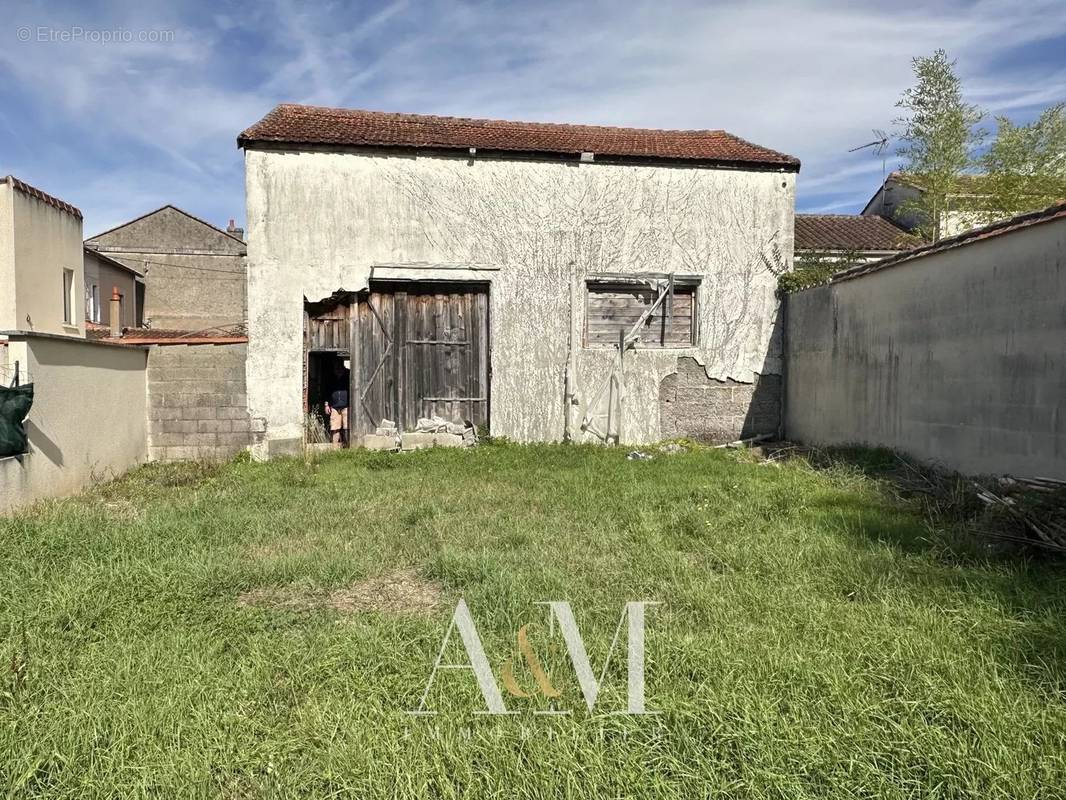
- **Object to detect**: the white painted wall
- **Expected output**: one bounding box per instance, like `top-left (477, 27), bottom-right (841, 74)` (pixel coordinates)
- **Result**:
top-left (786, 216), bottom-right (1066, 478)
top-left (245, 148), bottom-right (795, 453)
top-left (863, 177), bottom-right (987, 239)
top-left (0, 335), bottom-right (148, 514)
top-left (0, 187), bottom-right (15, 332)
top-left (0, 182), bottom-right (85, 337)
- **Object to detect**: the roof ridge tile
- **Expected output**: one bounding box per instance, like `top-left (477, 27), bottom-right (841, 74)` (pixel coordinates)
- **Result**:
top-left (238, 104), bottom-right (800, 169)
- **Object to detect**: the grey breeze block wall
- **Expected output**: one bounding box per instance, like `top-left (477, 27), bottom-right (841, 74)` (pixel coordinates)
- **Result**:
top-left (785, 216), bottom-right (1066, 479)
top-left (147, 343), bottom-right (259, 461)
top-left (659, 357), bottom-right (781, 443)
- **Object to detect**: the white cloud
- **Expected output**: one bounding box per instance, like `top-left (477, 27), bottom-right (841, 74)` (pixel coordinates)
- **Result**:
top-left (1, 0), bottom-right (1064, 231)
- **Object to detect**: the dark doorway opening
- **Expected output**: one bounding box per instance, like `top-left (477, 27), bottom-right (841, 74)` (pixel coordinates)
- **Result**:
top-left (307, 351), bottom-right (350, 446)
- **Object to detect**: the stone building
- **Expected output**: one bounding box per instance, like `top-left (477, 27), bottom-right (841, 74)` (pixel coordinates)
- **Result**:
top-left (81, 205), bottom-right (253, 462)
top-left (239, 105), bottom-right (799, 455)
top-left (84, 205), bottom-right (246, 332)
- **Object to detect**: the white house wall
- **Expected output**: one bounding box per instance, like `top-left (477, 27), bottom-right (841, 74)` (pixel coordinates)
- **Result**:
top-left (245, 148), bottom-right (795, 454)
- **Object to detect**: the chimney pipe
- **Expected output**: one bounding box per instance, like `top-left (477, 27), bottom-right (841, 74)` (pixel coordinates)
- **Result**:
top-left (226, 218), bottom-right (245, 240)
top-left (109, 286), bottom-right (123, 338)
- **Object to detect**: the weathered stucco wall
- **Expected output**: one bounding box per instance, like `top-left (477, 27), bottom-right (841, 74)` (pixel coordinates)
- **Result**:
top-left (0, 335), bottom-right (147, 514)
top-left (245, 147), bottom-right (795, 454)
top-left (785, 217), bottom-right (1066, 478)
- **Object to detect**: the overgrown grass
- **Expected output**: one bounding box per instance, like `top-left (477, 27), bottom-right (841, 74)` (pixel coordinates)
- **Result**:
top-left (1, 443), bottom-right (1064, 798)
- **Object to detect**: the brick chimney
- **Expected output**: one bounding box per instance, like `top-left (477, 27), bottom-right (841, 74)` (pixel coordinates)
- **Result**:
top-left (109, 287), bottom-right (123, 338)
top-left (226, 218), bottom-right (245, 240)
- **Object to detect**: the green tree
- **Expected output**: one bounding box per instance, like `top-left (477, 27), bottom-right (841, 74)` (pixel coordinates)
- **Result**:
top-left (978, 104), bottom-right (1066, 221)
top-left (895, 50), bottom-right (984, 241)
top-left (778, 250), bottom-right (863, 294)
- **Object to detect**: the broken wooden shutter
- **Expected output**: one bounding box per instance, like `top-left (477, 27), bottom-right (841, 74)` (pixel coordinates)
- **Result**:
top-left (585, 281), bottom-right (696, 348)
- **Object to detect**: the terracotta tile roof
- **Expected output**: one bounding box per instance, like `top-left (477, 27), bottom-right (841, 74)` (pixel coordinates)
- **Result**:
top-left (238, 104), bottom-right (800, 169)
top-left (1, 175), bottom-right (82, 220)
top-left (85, 322), bottom-right (111, 340)
top-left (86, 324), bottom-right (248, 345)
top-left (796, 214), bottom-right (921, 252)
top-left (118, 324), bottom-right (248, 345)
top-left (832, 200), bottom-right (1066, 284)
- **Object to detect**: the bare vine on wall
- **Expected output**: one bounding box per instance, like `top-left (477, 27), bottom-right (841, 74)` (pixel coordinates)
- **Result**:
top-left (382, 159), bottom-right (787, 383)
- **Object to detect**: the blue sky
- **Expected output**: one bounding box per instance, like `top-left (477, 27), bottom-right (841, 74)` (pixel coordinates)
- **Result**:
top-left (2, 0), bottom-right (1064, 235)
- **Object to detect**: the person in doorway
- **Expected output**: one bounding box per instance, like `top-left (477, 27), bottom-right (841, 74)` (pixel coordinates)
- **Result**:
top-left (323, 362), bottom-right (350, 448)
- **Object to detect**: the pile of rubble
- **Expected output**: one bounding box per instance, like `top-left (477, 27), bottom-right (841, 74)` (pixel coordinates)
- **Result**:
top-left (975, 475), bottom-right (1066, 552)
top-left (362, 416), bottom-right (478, 452)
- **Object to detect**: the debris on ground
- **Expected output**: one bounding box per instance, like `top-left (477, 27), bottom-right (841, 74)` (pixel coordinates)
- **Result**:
top-left (237, 568), bottom-right (443, 616)
top-left (626, 450), bottom-right (653, 461)
top-left (715, 433), bottom-right (774, 450)
top-left (375, 418), bottom-right (398, 437)
top-left (755, 442), bottom-right (1066, 555)
top-left (975, 476), bottom-right (1066, 552)
top-left (657, 442), bottom-right (687, 455)
top-left (362, 416), bottom-right (479, 451)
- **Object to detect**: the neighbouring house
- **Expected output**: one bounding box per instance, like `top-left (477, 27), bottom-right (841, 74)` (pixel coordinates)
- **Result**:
top-left (0, 175), bottom-right (85, 340)
top-left (239, 104), bottom-right (799, 455)
top-left (795, 214), bottom-right (920, 264)
top-left (787, 200), bottom-right (1066, 479)
top-left (84, 205), bottom-right (246, 332)
top-left (83, 247), bottom-right (143, 332)
top-left (861, 171), bottom-right (990, 240)
top-left (81, 206), bottom-right (254, 463)
top-left (0, 177), bottom-right (149, 512)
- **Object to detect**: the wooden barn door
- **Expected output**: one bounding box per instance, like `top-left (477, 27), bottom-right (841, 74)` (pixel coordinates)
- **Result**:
top-left (352, 282), bottom-right (489, 434)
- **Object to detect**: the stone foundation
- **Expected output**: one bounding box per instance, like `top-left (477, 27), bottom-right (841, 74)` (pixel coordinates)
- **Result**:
top-left (659, 357), bottom-right (781, 444)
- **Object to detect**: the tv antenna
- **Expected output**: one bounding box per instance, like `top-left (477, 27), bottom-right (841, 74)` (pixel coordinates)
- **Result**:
top-left (848, 129), bottom-right (889, 155)
top-left (849, 129), bottom-right (891, 211)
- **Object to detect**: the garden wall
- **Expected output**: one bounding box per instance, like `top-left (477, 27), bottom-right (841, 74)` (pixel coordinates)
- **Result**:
top-left (785, 214), bottom-right (1066, 479)
top-left (146, 343), bottom-right (257, 461)
top-left (0, 333), bottom-right (147, 514)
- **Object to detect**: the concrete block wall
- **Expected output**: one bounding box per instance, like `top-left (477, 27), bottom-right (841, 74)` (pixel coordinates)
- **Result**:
top-left (147, 343), bottom-right (258, 461)
top-left (659, 357), bottom-right (781, 443)
top-left (785, 216), bottom-right (1066, 479)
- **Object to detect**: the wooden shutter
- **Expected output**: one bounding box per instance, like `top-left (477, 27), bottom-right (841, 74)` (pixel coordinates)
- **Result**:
top-left (585, 282), bottom-right (696, 348)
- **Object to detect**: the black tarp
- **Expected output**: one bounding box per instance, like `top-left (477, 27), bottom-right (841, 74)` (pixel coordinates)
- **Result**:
top-left (0, 384), bottom-right (33, 457)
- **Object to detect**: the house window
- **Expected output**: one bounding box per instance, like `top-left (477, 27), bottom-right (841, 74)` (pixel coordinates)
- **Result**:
top-left (86, 284), bottom-right (100, 323)
top-left (585, 278), bottom-right (698, 348)
top-left (62, 269), bottom-right (75, 325)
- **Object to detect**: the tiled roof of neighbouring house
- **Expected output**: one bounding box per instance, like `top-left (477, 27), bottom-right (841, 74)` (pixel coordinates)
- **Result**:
top-left (88, 324), bottom-right (249, 345)
top-left (832, 200), bottom-right (1066, 283)
top-left (796, 214), bottom-right (922, 252)
top-left (1, 175), bottom-right (82, 219)
top-left (120, 324), bottom-right (248, 344)
top-left (238, 104), bottom-right (801, 169)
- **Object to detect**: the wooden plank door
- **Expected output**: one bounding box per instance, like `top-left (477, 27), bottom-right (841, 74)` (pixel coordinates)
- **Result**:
top-left (352, 282), bottom-right (489, 434)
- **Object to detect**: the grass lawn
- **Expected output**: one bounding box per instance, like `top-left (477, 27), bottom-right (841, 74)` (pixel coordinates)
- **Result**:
top-left (1, 443), bottom-right (1065, 798)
